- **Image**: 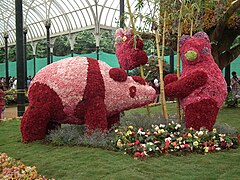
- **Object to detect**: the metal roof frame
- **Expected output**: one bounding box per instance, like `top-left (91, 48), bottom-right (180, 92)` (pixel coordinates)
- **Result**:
top-left (0, 0), bottom-right (148, 47)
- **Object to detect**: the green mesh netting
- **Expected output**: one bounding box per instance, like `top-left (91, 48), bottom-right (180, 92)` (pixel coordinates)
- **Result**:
top-left (0, 51), bottom-right (239, 77)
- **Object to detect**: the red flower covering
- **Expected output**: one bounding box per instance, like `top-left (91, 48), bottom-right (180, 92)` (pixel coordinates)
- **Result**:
top-left (109, 68), bottom-right (127, 82)
top-left (131, 76), bottom-right (146, 85)
top-left (165, 70), bottom-right (208, 98)
top-left (164, 32), bottom-right (227, 131)
top-left (21, 83), bottom-right (65, 142)
top-left (115, 28), bottom-right (148, 70)
top-left (164, 74), bottom-right (178, 86)
top-left (21, 57), bottom-right (156, 142)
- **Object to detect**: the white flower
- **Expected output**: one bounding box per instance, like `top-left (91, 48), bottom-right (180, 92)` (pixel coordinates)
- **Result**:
top-left (198, 131), bottom-right (204, 136)
top-left (159, 124), bottom-right (165, 128)
top-left (180, 145), bottom-right (185, 148)
top-left (170, 134), bottom-right (175, 138)
top-left (220, 137), bottom-right (225, 142)
top-left (155, 126), bottom-right (159, 131)
top-left (147, 142), bottom-right (154, 146)
top-left (216, 147), bottom-right (221, 151)
top-left (175, 124), bottom-right (181, 129)
top-left (165, 137), bottom-right (172, 142)
top-left (149, 148), bottom-right (153, 151)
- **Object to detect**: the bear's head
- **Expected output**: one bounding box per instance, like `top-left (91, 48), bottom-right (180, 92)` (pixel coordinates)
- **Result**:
top-left (180, 32), bottom-right (213, 67)
top-left (115, 28), bottom-right (148, 70)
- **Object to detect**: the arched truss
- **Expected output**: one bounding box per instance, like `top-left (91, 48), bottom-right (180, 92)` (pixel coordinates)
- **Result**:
top-left (0, 0), bottom-right (151, 47)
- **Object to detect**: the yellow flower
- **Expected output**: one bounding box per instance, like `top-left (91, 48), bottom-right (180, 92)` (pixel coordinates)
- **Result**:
top-left (117, 139), bottom-right (123, 147)
top-left (193, 141), bottom-right (199, 147)
top-left (213, 128), bottom-right (217, 133)
top-left (158, 129), bottom-right (165, 134)
top-left (122, 36), bottom-right (127, 42)
top-left (127, 130), bottom-right (132, 135)
top-left (188, 133), bottom-right (192, 138)
top-left (204, 147), bottom-right (209, 153)
top-left (128, 126), bottom-right (133, 130)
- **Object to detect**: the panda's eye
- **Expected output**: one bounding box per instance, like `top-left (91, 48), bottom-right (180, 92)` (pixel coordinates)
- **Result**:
top-left (200, 47), bottom-right (210, 56)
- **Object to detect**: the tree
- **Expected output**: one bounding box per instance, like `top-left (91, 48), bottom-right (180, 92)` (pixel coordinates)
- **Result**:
top-left (53, 35), bottom-right (71, 56)
top-left (134, 0), bottom-right (240, 70)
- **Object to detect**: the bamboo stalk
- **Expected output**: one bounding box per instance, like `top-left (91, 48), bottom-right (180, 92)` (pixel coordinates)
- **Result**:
top-left (190, 7), bottom-right (194, 36)
top-left (176, 5), bottom-right (183, 123)
top-left (126, 0), bottom-right (150, 116)
top-left (155, 11), bottom-right (168, 120)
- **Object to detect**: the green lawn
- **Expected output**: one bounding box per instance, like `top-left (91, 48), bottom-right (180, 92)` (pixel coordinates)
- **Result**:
top-left (0, 103), bottom-right (240, 180)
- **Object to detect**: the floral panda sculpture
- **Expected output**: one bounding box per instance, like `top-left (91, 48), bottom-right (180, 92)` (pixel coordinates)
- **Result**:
top-left (164, 32), bottom-right (227, 131)
top-left (21, 57), bottom-right (156, 142)
top-left (115, 28), bottom-right (148, 70)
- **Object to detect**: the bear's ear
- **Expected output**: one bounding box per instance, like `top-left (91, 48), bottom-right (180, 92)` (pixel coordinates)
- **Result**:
top-left (115, 28), bottom-right (124, 37)
top-left (193, 31), bottom-right (210, 42)
top-left (179, 35), bottom-right (191, 47)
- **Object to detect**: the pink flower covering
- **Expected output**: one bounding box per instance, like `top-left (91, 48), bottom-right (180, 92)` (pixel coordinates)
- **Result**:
top-left (115, 28), bottom-right (148, 70)
top-left (98, 62), bottom-right (156, 117)
top-left (164, 32), bottom-right (227, 131)
top-left (21, 57), bottom-right (156, 142)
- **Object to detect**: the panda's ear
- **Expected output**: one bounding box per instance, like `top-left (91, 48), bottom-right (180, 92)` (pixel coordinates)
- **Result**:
top-left (194, 31), bottom-right (210, 42)
top-left (179, 35), bottom-right (190, 47)
top-left (109, 68), bottom-right (127, 82)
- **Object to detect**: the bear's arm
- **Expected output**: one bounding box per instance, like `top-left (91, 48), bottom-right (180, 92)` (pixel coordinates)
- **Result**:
top-left (164, 74), bottom-right (178, 86)
top-left (164, 70), bottom-right (208, 98)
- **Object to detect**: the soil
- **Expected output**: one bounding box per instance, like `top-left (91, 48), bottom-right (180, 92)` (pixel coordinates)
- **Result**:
top-left (1, 106), bottom-right (28, 119)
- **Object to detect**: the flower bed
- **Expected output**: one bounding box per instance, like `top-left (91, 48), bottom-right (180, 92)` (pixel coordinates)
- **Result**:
top-left (113, 121), bottom-right (240, 159)
top-left (0, 153), bottom-right (54, 180)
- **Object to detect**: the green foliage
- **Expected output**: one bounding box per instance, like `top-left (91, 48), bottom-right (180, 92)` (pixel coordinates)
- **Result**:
top-left (0, 48), bottom-right (4, 63)
top-left (36, 40), bottom-right (47, 58)
top-left (46, 124), bottom-right (114, 150)
top-left (225, 92), bottom-right (239, 108)
top-left (100, 30), bottom-right (115, 54)
top-left (4, 89), bottom-right (28, 105)
top-left (74, 31), bottom-right (96, 54)
top-left (53, 35), bottom-right (71, 56)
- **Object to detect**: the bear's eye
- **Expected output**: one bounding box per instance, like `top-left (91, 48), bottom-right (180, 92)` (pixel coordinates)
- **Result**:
top-left (200, 47), bottom-right (210, 56)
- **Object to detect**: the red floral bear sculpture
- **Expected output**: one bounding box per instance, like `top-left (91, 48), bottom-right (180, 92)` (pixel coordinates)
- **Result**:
top-left (21, 57), bottom-right (156, 142)
top-left (164, 32), bottom-right (227, 131)
top-left (115, 28), bottom-right (148, 70)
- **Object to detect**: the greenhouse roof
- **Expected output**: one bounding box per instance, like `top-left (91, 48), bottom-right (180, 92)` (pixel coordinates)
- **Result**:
top-left (0, 0), bottom-right (151, 47)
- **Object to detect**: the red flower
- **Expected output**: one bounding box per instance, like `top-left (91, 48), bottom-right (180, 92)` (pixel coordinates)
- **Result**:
top-left (134, 140), bottom-right (140, 145)
top-left (164, 140), bottom-right (170, 149)
top-left (134, 152), bottom-right (141, 157)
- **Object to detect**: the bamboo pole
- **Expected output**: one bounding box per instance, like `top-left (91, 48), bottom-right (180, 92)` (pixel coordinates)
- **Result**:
top-left (126, 0), bottom-right (150, 116)
top-left (155, 11), bottom-right (168, 120)
top-left (190, 7), bottom-right (194, 36)
top-left (176, 5), bottom-right (183, 123)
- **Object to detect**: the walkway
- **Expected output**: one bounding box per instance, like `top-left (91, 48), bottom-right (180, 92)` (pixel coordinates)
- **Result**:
top-left (1, 106), bottom-right (28, 120)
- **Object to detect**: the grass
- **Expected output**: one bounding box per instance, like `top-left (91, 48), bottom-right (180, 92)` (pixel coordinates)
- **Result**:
top-left (0, 103), bottom-right (240, 180)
